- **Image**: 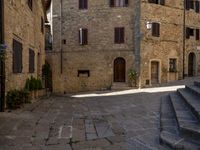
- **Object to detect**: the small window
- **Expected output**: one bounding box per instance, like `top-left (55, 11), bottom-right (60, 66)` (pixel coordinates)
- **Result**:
top-left (110, 0), bottom-right (129, 7)
top-left (29, 49), bottom-right (35, 73)
top-left (79, 28), bottom-right (88, 45)
top-left (189, 0), bottom-right (194, 9)
top-left (13, 39), bottom-right (23, 73)
top-left (79, 0), bottom-right (88, 9)
top-left (78, 70), bottom-right (90, 77)
top-left (185, 0), bottom-right (190, 10)
top-left (190, 28), bottom-right (194, 36)
top-left (41, 17), bottom-right (44, 33)
top-left (28, 0), bottom-right (33, 10)
top-left (169, 59), bottom-right (177, 72)
top-left (152, 23), bottom-right (160, 37)
top-left (195, 1), bottom-right (200, 13)
top-left (148, 0), bottom-right (165, 5)
top-left (114, 27), bottom-right (125, 44)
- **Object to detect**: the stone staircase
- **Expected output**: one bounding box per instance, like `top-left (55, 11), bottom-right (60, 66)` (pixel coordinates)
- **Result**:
top-left (160, 81), bottom-right (200, 150)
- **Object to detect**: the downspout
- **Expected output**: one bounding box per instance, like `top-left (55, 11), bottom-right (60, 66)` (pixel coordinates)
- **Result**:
top-left (0, 0), bottom-right (5, 112)
top-left (60, 0), bottom-right (63, 74)
top-left (183, 0), bottom-right (186, 79)
top-left (134, 0), bottom-right (141, 88)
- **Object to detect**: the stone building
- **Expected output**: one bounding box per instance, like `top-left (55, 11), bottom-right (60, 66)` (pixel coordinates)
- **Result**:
top-left (49, 0), bottom-right (200, 93)
top-left (0, 0), bottom-right (46, 110)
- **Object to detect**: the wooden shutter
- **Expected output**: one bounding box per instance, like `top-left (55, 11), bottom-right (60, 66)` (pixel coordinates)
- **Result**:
top-left (83, 28), bottom-right (88, 45)
top-left (186, 27), bottom-right (190, 39)
top-left (29, 49), bottom-right (35, 73)
top-left (152, 23), bottom-right (160, 37)
top-left (160, 0), bottom-right (165, 5)
top-left (13, 39), bottom-right (22, 73)
top-left (110, 0), bottom-right (114, 7)
top-left (195, 1), bottom-right (200, 13)
top-left (196, 29), bottom-right (199, 40)
top-left (84, 0), bottom-right (88, 9)
top-left (125, 0), bottom-right (129, 6)
top-left (185, 0), bottom-right (190, 10)
top-left (115, 28), bottom-right (119, 43)
top-left (190, 0), bottom-right (194, 9)
top-left (120, 28), bottom-right (125, 43)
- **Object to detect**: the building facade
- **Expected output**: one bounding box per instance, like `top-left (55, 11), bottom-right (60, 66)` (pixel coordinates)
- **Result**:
top-left (0, 0), bottom-right (46, 110)
top-left (50, 0), bottom-right (200, 93)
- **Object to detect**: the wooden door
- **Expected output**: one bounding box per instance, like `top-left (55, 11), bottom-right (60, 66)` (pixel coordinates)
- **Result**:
top-left (188, 53), bottom-right (195, 76)
top-left (151, 61), bottom-right (159, 84)
top-left (114, 58), bottom-right (125, 82)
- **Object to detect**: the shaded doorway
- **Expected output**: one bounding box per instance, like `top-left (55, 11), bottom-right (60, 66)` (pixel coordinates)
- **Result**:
top-left (114, 57), bottom-right (126, 82)
top-left (42, 61), bottom-right (53, 92)
top-left (188, 52), bottom-right (196, 77)
top-left (151, 61), bottom-right (159, 84)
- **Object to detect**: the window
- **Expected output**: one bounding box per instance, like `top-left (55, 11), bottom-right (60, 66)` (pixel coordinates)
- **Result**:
top-left (169, 59), bottom-right (177, 72)
top-left (189, 0), bottom-right (194, 9)
top-left (195, 1), bottom-right (200, 12)
top-left (186, 27), bottom-right (195, 39)
top-left (29, 49), bottom-right (35, 73)
top-left (148, 0), bottom-right (165, 5)
top-left (41, 17), bottom-right (44, 33)
top-left (79, 28), bottom-right (88, 45)
top-left (79, 0), bottom-right (88, 9)
top-left (196, 29), bottom-right (200, 40)
top-left (152, 23), bottom-right (160, 37)
top-left (110, 0), bottom-right (129, 7)
top-left (28, 0), bottom-right (33, 10)
top-left (114, 27), bottom-right (125, 44)
top-left (13, 39), bottom-right (23, 73)
top-left (78, 70), bottom-right (90, 77)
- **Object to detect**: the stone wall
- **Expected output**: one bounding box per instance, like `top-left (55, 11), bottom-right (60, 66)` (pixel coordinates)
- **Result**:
top-left (4, 0), bottom-right (45, 92)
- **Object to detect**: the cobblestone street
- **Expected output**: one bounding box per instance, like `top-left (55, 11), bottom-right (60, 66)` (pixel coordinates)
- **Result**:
top-left (0, 78), bottom-right (199, 150)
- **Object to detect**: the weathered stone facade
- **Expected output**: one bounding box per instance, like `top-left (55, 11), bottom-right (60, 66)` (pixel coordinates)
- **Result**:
top-left (3, 0), bottom-right (46, 92)
top-left (49, 0), bottom-right (200, 93)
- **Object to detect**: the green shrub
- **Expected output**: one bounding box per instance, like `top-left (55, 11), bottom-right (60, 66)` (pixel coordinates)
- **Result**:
top-left (24, 76), bottom-right (43, 91)
top-left (6, 89), bottom-right (31, 109)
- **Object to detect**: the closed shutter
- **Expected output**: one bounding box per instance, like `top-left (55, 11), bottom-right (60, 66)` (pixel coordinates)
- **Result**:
top-left (29, 49), bottom-right (35, 73)
top-left (13, 39), bottom-right (23, 73)
top-left (115, 27), bottom-right (124, 43)
top-left (195, 1), bottom-right (200, 13)
top-left (152, 23), bottom-right (160, 37)
top-left (120, 28), bottom-right (124, 43)
top-left (190, 0), bottom-right (194, 9)
top-left (160, 0), bottom-right (165, 5)
top-left (84, 0), bottom-right (88, 9)
top-left (186, 27), bottom-right (190, 39)
top-left (115, 28), bottom-right (119, 43)
top-left (186, 0), bottom-right (190, 10)
top-left (125, 0), bottom-right (129, 6)
top-left (110, 0), bottom-right (114, 7)
top-left (83, 28), bottom-right (88, 45)
top-left (196, 29), bottom-right (199, 40)
top-left (79, 0), bottom-right (82, 9)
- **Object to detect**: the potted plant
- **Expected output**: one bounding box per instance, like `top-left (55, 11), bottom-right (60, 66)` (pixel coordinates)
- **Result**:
top-left (128, 69), bottom-right (137, 87)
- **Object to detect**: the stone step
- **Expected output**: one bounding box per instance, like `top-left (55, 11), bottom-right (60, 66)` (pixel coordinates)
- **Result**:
top-left (178, 88), bottom-right (200, 121)
top-left (169, 92), bottom-right (200, 139)
top-left (111, 82), bottom-right (132, 90)
top-left (186, 85), bottom-right (200, 97)
top-left (160, 95), bottom-right (179, 134)
top-left (194, 81), bottom-right (200, 87)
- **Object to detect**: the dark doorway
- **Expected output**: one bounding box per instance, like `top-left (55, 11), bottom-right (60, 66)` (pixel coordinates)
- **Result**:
top-left (151, 61), bottom-right (159, 84)
top-left (42, 61), bottom-right (53, 92)
top-left (188, 52), bottom-right (196, 76)
top-left (114, 57), bottom-right (125, 82)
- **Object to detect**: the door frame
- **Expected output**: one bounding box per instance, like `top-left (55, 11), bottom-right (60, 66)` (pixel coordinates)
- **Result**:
top-left (113, 57), bottom-right (126, 82)
top-left (149, 59), bottom-right (161, 85)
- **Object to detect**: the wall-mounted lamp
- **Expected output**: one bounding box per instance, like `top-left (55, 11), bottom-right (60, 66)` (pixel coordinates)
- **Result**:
top-left (146, 22), bottom-right (152, 30)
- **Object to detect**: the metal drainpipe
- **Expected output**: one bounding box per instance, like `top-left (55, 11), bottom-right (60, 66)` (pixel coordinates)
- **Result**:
top-left (60, 0), bottom-right (63, 74)
top-left (183, 0), bottom-right (186, 79)
top-left (0, 0), bottom-right (5, 112)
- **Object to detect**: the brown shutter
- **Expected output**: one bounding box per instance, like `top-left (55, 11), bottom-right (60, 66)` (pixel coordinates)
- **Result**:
top-left (29, 49), bottom-right (35, 73)
top-left (13, 39), bottom-right (23, 73)
top-left (115, 28), bottom-right (119, 43)
top-left (84, 0), bottom-right (88, 9)
top-left (196, 29), bottom-right (199, 40)
top-left (82, 28), bottom-right (88, 45)
top-left (110, 0), bottom-right (114, 7)
top-left (125, 0), bottom-right (129, 6)
top-left (190, 0), bottom-right (194, 9)
top-left (120, 28), bottom-right (125, 43)
top-left (186, 0), bottom-right (190, 10)
top-left (195, 1), bottom-right (200, 13)
top-left (186, 27), bottom-right (190, 39)
top-left (160, 0), bottom-right (165, 5)
top-left (152, 23), bottom-right (160, 37)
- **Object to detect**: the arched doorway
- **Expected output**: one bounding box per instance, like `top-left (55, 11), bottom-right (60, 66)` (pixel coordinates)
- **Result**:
top-left (188, 52), bottom-right (196, 76)
top-left (114, 57), bottom-right (126, 82)
top-left (151, 61), bottom-right (159, 84)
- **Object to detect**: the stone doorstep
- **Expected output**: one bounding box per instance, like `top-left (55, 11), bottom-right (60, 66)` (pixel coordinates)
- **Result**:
top-left (194, 81), bottom-right (200, 87)
top-left (186, 85), bottom-right (200, 97)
